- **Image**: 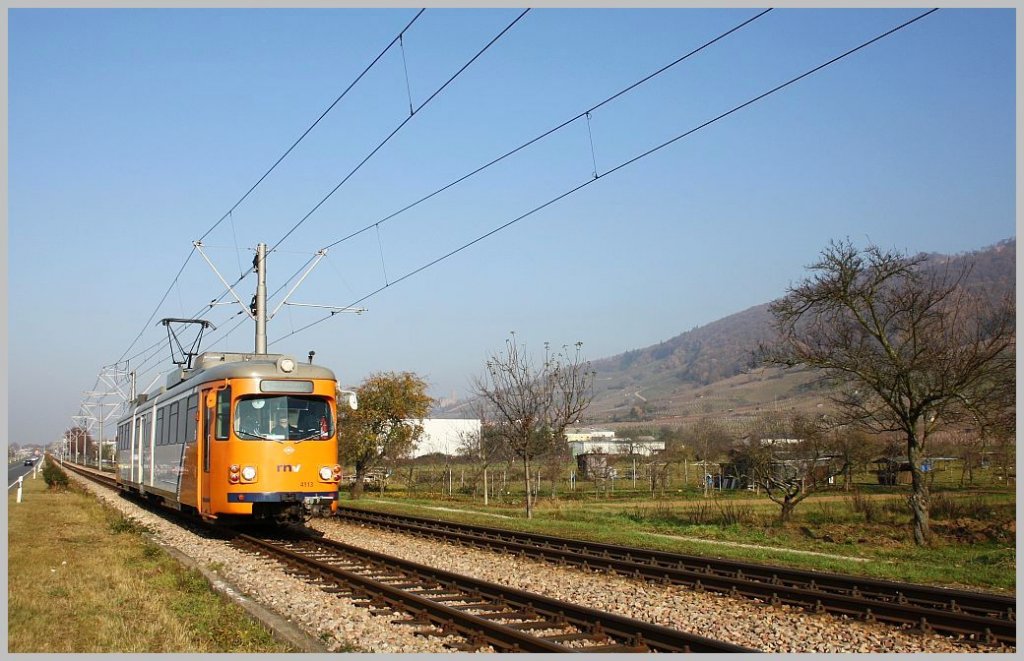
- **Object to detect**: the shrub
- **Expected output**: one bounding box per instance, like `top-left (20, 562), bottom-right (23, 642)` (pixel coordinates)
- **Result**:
top-left (716, 501), bottom-right (757, 526)
top-left (41, 459), bottom-right (70, 490)
top-left (929, 493), bottom-right (997, 521)
top-left (809, 500), bottom-right (841, 524)
top-left (882, 497), bottom-right (908, 517)
top-left (109, 515), bottom-right (150, 535)
top-left (849, 489), bottom-right (880, 523)
top-left (625, 501), bottom-right (758, 527)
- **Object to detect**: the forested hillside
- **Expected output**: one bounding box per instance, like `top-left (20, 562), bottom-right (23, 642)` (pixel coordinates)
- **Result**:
top-left (584, 239), bottom-right (1014, 425)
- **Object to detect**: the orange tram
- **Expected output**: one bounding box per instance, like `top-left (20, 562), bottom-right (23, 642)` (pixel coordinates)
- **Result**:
top-left (114, 351), bottom-right (344, 524)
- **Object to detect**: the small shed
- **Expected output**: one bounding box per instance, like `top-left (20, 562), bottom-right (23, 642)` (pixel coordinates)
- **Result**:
top-left (577, 452), bottom-right (615, 479)
top-left (873, 456), bottom-right (958, 484)
top-left (872, 457), bottom-right (911, 485)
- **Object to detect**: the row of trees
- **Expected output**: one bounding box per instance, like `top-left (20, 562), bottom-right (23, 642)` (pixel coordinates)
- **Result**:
top-left (336, 335), bottom-right (595, 519)
top-left (337, 240), bottom-right (1013, 546)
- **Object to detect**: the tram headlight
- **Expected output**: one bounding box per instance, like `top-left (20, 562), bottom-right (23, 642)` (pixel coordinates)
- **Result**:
top-left (241, 466), bottom-right (257, 482)
top-left (318, 466), bottom-right (333, 481)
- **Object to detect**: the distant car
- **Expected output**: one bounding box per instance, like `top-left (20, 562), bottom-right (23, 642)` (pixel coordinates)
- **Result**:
top-left (23, 458), bottom-right (34, 466)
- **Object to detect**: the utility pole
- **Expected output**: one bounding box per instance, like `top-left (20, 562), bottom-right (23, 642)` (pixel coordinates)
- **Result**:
top-left (82, 398), bottom-right (118, 469)
top-left (72, 415), bottom-right (95, 464)
top-left (254, 242), bottom-right (268, 355)
top-left (194, 240), bottom-right (364, 357)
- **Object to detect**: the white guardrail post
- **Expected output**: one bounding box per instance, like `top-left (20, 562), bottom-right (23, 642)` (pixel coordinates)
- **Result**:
top-left (16, 476), bottom-right (23, 503)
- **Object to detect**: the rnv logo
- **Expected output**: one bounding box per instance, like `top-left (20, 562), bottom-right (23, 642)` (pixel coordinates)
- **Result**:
top-left (276, 464), bottom-right (302, 472)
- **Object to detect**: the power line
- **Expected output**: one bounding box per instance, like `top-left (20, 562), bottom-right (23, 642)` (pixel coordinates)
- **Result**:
top-left (317, 8), bottom-right (772, 254)
top-left (261, 8), bottom-right (772, 315)
top-left (198, 8), bottom-right (427, 243)
top-left (116, 8), bottom-right (527, 373)
top-left (110, 10), bottom-right (426, 367)
top-left (270, 8), bottom-right (940, 346)
top-left (113, 247), bottom-right (198, 364)
top-left (269, 9), bottom-right (532, 254)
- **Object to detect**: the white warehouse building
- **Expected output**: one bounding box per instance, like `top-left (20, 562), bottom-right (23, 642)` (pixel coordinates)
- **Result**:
top-left (564, 428), bottom-right (664, 458)
top-left (410, 418), bottom-right (481, 457)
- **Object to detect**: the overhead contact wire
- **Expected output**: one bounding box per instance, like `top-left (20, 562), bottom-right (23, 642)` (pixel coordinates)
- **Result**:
top-left (114, 245), bottom-right (198, 364)
top-left (198, 8), bottom-right (426, 243)
top-left (271, 8), bottom-right (939, 346)
top-left (320, 8), bottom-right (773, 251)
top-left (110, 10), bottom-right (426, 368)
top-left (269, 9), bottom-right (531, 254)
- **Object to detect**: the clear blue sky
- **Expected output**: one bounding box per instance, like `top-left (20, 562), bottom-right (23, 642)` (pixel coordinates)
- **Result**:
top-left (8, 8), bottom-right (1016, 446)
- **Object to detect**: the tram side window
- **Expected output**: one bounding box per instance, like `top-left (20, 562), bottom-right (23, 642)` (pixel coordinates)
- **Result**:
top-left (184, 394), bottom-right (198, 444)
top-left (156, 408), bottom-right (166, 446)
top-left (215, 387), bottom-right (232, 440)
top-left (175, 399), bottom-right (188, 444)
top-left (168, 401), bottom-right (180, 444)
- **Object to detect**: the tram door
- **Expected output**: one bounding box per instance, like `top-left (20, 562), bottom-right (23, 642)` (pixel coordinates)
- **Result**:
top-left (200, 387), bottom-right (214, 515)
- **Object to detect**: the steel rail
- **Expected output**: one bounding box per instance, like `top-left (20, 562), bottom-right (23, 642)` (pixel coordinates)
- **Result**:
top-left (336, 506), bottom-right (1015, 646)
top-left (59, 463), bottom-right (752, 652)
top-left (62, 460), bottom-right (119, 488)
top-left (235, 530), bottom-right (755, 653)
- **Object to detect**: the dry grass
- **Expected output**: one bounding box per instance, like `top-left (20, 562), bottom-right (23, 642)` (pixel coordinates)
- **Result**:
top-left (7, 467), bottom-right (291, 653)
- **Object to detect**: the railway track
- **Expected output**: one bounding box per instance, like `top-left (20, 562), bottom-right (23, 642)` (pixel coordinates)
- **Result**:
top-left (336, 506), bottom-right (1016, 647)
top-left (59, 461), bottom-right (753, 652)
top-left (230, 529), bottom-right (755, 653)
top-left (61, 460), bottom-right (118, 486)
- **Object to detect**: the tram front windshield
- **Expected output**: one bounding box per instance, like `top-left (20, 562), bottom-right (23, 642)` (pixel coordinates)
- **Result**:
top-left (234, 396), bottom-right (335, 441)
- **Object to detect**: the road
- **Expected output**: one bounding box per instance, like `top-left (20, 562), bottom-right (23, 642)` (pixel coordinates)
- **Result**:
top-left (8, 460), bottom-right (41, 491)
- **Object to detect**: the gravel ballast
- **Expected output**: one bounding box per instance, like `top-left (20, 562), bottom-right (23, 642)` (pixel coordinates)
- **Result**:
top-left (68, 472), bottom-right (1006, 653)
top-left (309, 518), bottom-right (1005, 654)
top-left (68, 473), bottom-right (461, 653)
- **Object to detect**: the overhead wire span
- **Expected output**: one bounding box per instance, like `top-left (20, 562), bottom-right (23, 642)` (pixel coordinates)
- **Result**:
top-left (269, 9), bottom-right (532, 254)
top-left (270, 8), bottom-right (940, 346)
top-left (114, 245), bottom-right (198, 364)
top-left (318, 8), bottom-right (773, 253)
top-left (263, 9), bottom-right (773, 310)
top-left (108, 243), bottom-right (320, 392)
top-left (107, 10), bottom-right (426, 370)
top-left (197, 8), bottom-right (427, 243)
top-left (111, 244), bottom-right (323, 392)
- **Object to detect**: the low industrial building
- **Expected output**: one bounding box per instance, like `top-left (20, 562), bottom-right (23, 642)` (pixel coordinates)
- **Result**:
top-left (409, 418), bottom-right (482, 457)
top-left (565, 428), bottom-right (665, 457)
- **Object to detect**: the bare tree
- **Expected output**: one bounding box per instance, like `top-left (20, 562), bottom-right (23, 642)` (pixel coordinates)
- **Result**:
top-left (826, 424), bottom-right (879, 491)
top-left (455, 405), bottom-right (509, 505)
top-left (472, 334), bottom-right (594, 519)
top-left (763, 240), bottom-right (1015, 544)
top-left (735, 413), bottom-right (845, 522)
top-left (686, 417), bottom-right (732, 497)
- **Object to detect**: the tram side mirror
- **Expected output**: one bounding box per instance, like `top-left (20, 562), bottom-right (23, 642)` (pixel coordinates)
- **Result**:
top-left (339, 390), bottom-right (358, 411)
